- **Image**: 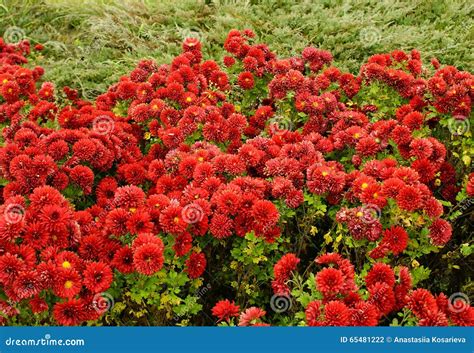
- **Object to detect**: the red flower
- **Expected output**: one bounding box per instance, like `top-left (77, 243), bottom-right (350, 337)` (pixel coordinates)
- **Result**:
top-left (365, 263), bottom-right (396, 288)
top-left (112, 246), bottom-right (134, 274)
top-left (466, 173), bottom-right (474, 196)
top-left (69, 165), bottom-right (94, 195)
top-left (0, 254), bottom-right (25, 285)
top-left (38, 205), bottom-right (71, 233)
top-left (380, 226), bottom-right (409, 255)
top-left (237, 72), bottom-right (254, 89)
top-left (396, 185), bottom-right (422, 211)
top-left (273, 253), bottom-right (299, 280)
top-left (428, 219), bottom-right (452, 246)
top-left (305, 300), bottom-right (323, 326)
top-left (209, 213), bottom-right (233, 239)
top-left (238, 307), bottom-right (266, 326)
top-left (186, 252), bottom-right (206, 279)
top-left (173, 232), bottom-right (193, 257)
top-left (83, 262), bottom-right (113, 293)
top-left (212, 300), bottom-right (240, 322)
top-left (324, 301), bottom-right (350, 326)
top-left (368, 282), bottom-right (395, 316)
top-left (407, 289), bottom-right (438, 318)
top-left (53, 268), bottom-right (82, 298)
top-left (133, 243), bottom-right (164, 276)
top-left (316, 268), bottom-right (344, 298)
top-left (53, 299), bottom-right (85, 326)
top-left (251, 200), bottom-right (279, 228)
top-left (12, 270), bottom-right (42, 300)
top-left (126, 210), bottom-right (153, 235)
top-left (349, 302), bottom-right (379, 326)
top-left (30, 296), bottom-right (49, 313)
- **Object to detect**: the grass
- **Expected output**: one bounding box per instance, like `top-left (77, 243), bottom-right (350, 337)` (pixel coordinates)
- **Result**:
top-left (0, 0), bottom-right (472, 99)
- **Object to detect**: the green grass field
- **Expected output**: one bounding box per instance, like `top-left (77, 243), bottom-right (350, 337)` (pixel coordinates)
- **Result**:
top-left (0, 0), bottom-right (472, 99)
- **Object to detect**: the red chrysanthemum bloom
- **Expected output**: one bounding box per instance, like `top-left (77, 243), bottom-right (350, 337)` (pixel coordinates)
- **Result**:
top-left (209, 213), bottom-right (234, 239)
top-left (69, 165), bottom-right (94, 195)
top-left (0, 254), bottom-right (25, 285)
top-left (406, 288), bottom-right (438, 318)
top-left (349, 302), bottom-right (379, 326)
top-left (133, 243), bottom-right (164, 276)
top-left (396, 185), bottom-right (422, 211)
top-left (132, 233), bottom-right (164, 252)
top-left (237, 71), bottom-right (254, 89)
top-left (30, 296), bottom-right (49, 314)
top-left (12, 270), bottom-right (42, 300)
top-left (251, 200), bottom-right (279, 228)
top-left (238, 307), bottom-right (266, 326)
top-left (368, 282), bottom-right (395, 316)
top-left (316, 268), bottom-right (345, 298)
top-left (53, 268), bottom-right (82, 298)
top-left (38, 205), bottom-right (71, 233)
top-left (466, 173), bottom-right (474, 197)
top-left (365, 263), bottom-right (396, 288)
top-left (212, 299), bottom-right (240, 322)
top-left (423, 197), bottom-right (443, 219)
top-left (105, 208), bottom-right (129, 236)
top-left (72, 138), bottom-right (97, 161)
top-left (83, 262), bottom-right (113, 293)
top-left (223, 56), bottom-right (236, 67)
top-left (112, 246), bottom-right (135, 274)
top-left (380, 226), bottom-right (409, 255)
top-left (53, 299), bottom-right (85, 326)
top-left (305, 300), bottom-right (323, 326)
top-left (428, 218), bottom-right (452, 246)
top-left (113, 185), bottom-right (146, 209)
top-left (173, 232), bottom-right (193, 257)
top-left (126, 210), bottom-right (154, 235)
top-left (185, 252), bottom-right (207, 279)
top-left (323, 301), bottom-right (351, 326)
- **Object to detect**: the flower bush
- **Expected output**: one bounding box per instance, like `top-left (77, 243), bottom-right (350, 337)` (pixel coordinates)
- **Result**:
top-left (0, 30), bottom-right (472, 326)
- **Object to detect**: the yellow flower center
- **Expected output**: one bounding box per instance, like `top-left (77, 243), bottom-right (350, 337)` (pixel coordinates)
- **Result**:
top-left (64, 281), bottom-right (73, 289)
top-left (62, 261), bottom-right (71, 269)
top-left (361, 183), bottom-right (368, 189)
